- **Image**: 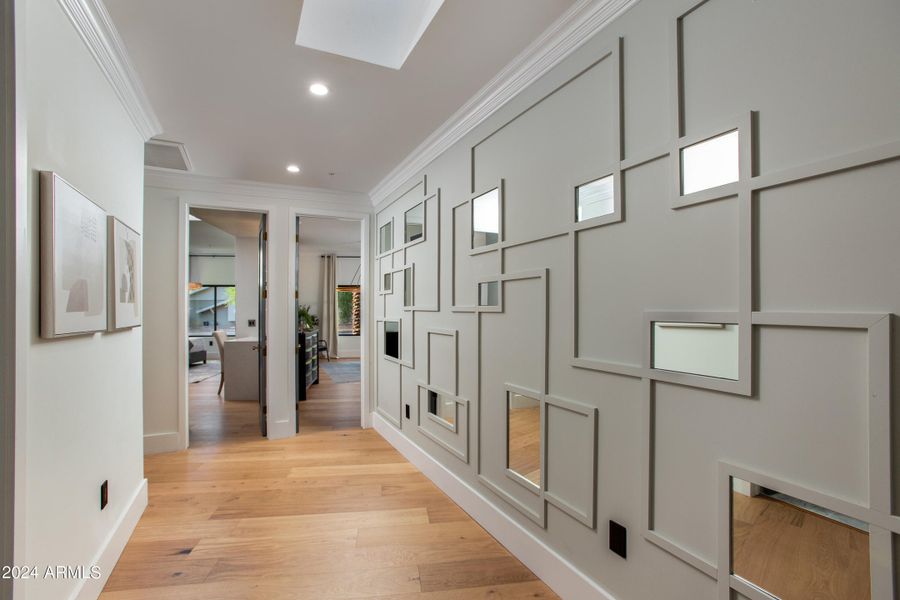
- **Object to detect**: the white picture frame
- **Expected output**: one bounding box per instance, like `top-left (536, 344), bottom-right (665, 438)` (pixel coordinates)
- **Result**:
top-left (40, 172), bottom-right (108, 338)
top-left (108, 216), bottom-right (141, 330)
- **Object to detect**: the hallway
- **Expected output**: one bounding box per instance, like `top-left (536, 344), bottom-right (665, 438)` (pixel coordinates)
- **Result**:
top-left (101, 369), bottom-right (555, 598)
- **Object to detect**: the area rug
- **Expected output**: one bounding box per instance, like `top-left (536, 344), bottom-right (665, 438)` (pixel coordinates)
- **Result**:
top-left (189, 360), bottom-right (221, 384)
top-left (320, 360), bottom-right (360, 384)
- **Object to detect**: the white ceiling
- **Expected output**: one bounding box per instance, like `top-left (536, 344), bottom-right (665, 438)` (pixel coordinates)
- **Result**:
top-left (295, 0), bottom-right (445, 70)
top-left (105, 0), bottom-right (576, 192)
top-left (298, 216), bottom-right (361, 255)
top-left (190, 208), bottom-right (262, 238)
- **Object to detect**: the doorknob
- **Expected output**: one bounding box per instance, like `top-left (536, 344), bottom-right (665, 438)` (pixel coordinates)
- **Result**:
top-left (251, 345), bottom-right (261, 351)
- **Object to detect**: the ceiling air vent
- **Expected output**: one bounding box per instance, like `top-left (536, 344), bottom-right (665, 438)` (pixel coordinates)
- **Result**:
top-left (144, 138), bottom-right (192, 172)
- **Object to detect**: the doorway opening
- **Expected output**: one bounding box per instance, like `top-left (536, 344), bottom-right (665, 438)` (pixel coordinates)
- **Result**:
top-left (295, 215), bottom-right (363, 434)
top-left (186, 207), bottom-right (267, 445)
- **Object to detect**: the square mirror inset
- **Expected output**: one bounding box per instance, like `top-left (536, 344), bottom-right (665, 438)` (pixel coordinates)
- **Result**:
top-left (478, 281), bottom-right (499, 307)
top-left (507, 392), bottom-right (541, 487)
top-left (383, 272), bottom-right (392, 292)
top-left (680, 129), bottom-right (739, 195)
top-left (731, 477), bottom-right (869, 600)
top-left (403, 267), bottom-right (413, 307)
top-left (427, 390), bottom-right (455, 426)
top-left (472, 188), bottom-right (500, 248)
top-left (379, 222), bottom-right (393, 253)
top-left (404, 203), bottom-right (424, 243)
top-left (384, 321), bottom-right (400, 359)
top-left (576, 175), bottom-right (614, 222)
top-left (652, 322), bottom-right (739, 380)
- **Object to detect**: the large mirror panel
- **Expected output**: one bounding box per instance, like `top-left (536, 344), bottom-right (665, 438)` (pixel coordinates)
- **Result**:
top-left (472, 188), bottom-right (500, 248)
top-left (507, 392), bottom-right (541, 487)
top-left (731, 477), bottom-right (870, 600)
top-left (379, 221), bottom-right (393, 253)
top-left (680, 129), bottom-right (739, 195)
top-left (405, 203), bottom-right (424, 243)
top-left (427, 390), bottom-right (455, 427)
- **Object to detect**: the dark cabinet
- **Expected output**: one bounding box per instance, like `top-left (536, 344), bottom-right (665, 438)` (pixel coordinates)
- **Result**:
top-left (297, 328), bottom-right (319, 401)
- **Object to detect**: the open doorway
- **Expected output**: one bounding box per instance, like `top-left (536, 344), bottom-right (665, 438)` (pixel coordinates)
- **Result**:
top-left (186, 207), bottom-right (267, 445)
top-left (295, 216), bottom-right (362, 433)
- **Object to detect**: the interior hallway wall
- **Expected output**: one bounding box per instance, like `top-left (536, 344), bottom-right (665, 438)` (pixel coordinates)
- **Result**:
top-left (22, 0), bottom-right (148, 597)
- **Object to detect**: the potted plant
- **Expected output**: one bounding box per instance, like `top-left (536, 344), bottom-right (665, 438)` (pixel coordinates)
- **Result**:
top-left (298, 305), bottom-right (318, 330)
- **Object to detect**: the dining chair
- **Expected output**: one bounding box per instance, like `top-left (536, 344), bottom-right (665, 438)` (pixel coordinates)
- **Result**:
top-left (212, 330), bottom-right (227, 395)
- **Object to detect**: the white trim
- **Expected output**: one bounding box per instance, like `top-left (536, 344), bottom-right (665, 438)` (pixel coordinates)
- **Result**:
top-left (143, 431), bottom-right (180, 455)
top-left (145, 170), bottom-right (370, 213)
top-left (368, 0), bottom-right (639, 206)
top-left (373, 413), bottom-right (618, 600)
top-left (56, 0), bottom-right (162, 140)
top-left (71, 478), bottom-right (148, 600)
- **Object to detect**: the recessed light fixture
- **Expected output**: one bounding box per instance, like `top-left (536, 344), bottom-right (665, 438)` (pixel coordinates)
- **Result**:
top-left (309, 83), bottom-right (329, 96)
top-left (286, 164), bottom-right (301, 173)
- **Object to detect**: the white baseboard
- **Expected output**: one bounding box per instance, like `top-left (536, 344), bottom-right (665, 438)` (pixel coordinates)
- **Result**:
top-left (71, 478), bottom-right (148, 600)
top-left (143, 431), bottom-right (181, 454)
top-left (372, 413), bottom-right (617, 600)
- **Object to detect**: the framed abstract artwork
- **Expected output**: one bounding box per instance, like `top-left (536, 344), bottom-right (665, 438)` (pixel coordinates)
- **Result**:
top-left (108, 216), bottom-right (142, 330)
top-left (40, 172), bottom-right (108, 338)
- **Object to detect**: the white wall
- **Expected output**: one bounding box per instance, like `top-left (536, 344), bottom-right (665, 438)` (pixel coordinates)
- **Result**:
top-left (23, 0), bottom-right (148, 598)
top-left (234, 236), bottom-right (259, 338)
top-left (188, 255), bottom-right (234, 284)
top-left (142, 171), bottom-right (370, 451)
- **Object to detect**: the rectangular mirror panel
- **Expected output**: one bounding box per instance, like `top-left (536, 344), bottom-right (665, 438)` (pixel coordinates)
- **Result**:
top-left (403, 268), bottom-right (412, 306)
top-left (507, 392), bottom-right (541, 487)
top-left (383, 272), bottom-right (392, 292)
top-left (472, 188), bottom-right (500, 248)
top-left (731, 478), bottom-right (870, 600)
top-left (576, 174), bottom-right (614, 222)
top-left (681, 129), bottom-right (739, 195)
top-left (405, 203), bottom-right (424, 243)
top-left (427, 390), bottom-right (455, 426)
top-left (478, 281), bottom-right (499, 306)
top-left (652, 322), bottom-right (739, 380)
top-left (379, 222), bottom-right (393, 253)
top-left (384, 321), bottom-right (400, 359)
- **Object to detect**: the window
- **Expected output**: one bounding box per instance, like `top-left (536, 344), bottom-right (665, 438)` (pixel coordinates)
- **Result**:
top-left (427, 390), bottom-right (455, 426)
top-left (188, 284), bottom-right (236, 336)
top-left (680, 130), bottom-right (739, 195)
top-left (576, 175), bottom-right (614, 222)
top-left (472, 188), bottom-right (500, 248)
top-left (652, 322), bottom-right (739, 380)
top-left (507, 392), bottom-right (541, 487)
top-left (384, 321), bottom-right (400, 359)
top-left (478, 281), bottom-right (499, 306)
top-left (404, 203), bottom-right (424, 243)
top-left (336, 285), bottom-right (360, 336)
top-left (403, 267), bottom-right (413, 307)
top-left (379, 221), bottom-right (393, 253)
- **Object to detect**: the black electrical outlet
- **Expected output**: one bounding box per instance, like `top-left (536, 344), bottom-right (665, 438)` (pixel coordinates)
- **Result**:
top-left (404, 404), bottom-right (411, 420)
top-left (609, 520), bottom-right (626, 559)
top-left (100, 480), bottom-right (109, 510)
top-left (248, 319), bottom-right (256, 327)
top-left (209, 340), bottom-right (214, 347)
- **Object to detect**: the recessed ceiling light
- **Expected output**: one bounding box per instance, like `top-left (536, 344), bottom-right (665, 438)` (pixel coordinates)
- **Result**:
top-left (309, 83), bottom-right (329, 96)
top-left (286, 164), bottom-right (301, 173)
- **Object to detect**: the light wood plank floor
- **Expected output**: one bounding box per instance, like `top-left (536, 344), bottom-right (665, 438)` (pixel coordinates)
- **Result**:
top-left (732, 492), bottom-right (870, 600)
top-left (101, 363), bottom-right (557, 598)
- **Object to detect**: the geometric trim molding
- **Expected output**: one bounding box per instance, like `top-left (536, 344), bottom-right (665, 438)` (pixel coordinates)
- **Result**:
top-left (57, 0), bottom-right (162, 140)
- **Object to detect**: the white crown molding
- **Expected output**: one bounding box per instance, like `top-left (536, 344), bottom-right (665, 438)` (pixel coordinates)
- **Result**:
top-left (145, 169), bottom-right (372, 213)
top-left (368, 0), bottom-right (638, 207)
top-left (57, 0), bottom-right (162, 141)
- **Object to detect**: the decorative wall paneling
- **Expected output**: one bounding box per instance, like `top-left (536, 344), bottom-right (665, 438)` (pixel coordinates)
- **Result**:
top-left (374, 0), bottom-right (900, 596)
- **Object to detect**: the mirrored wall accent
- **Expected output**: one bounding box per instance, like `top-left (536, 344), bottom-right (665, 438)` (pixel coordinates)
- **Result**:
top-left (472, 188), bottom-right (500, 248)
top-left (379, 221), bottom-right (393, 253)
top-left (680, 129), bottom-right (739, 195)
top-left (405, 202), bottom-right (424, 243)
top-left (384, 320), bottom-right (400, 359)
top-left (478, 281), bottom-right (499, 307)
top-left (652, 322), bottom-right (739, 380)
top-left (576, 174), bottom-right (615, 222)
top-left (427, 389), bottom-right (456, 427)
top-left (403, 267), bottom-right (413, 307)
top-left (507, 392), bottom-right (541, 488)
top-left (383, 272), bottom-right (392, 293)
top-left (730, 477), bottom-right (870, 600)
